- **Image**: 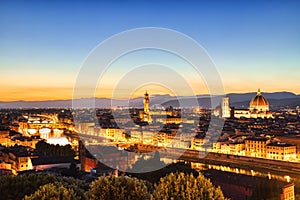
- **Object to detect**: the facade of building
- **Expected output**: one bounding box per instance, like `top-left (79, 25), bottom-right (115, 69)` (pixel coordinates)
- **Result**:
top-left (100, 128), bottom-right (124, 141)
top-left (245, 137), bottom-right (270, 158)
top-left (0, 146), bottom-right (37, 174)
top-left (266, 142), bottom-right (297, 161)
top-left (222, 97), bottom-right (231, 118)
top-left (276, 135), bottom-right (300, 159)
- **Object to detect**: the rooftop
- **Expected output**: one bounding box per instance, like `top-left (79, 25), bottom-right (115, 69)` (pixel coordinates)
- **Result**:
top-left (245, 137), bottom-right (269, 142)
top-left (267, 142), bottom-right (295, 147)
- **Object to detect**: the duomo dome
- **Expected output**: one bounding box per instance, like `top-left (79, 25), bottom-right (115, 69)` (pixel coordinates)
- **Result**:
top-left (249, 89), bottom-right (269, 112)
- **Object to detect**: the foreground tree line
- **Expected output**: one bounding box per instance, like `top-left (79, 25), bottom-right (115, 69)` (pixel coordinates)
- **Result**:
top-left (0, 172), bottom-right (227, 200)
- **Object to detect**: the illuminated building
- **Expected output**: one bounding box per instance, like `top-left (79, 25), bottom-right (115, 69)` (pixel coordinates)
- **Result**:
top-left (100, 128), bottom-right (124, 141)
top-left (156, 116), bottom-right (183, 124)
top-left (281, 183), bottom-right (295, 200)
top-left (144, 90), bottom-right (149, 114)
top-left (213, 142), bottom-right (245, 155)
top-left (219, 89), bottom-right (273, 119)
top-left (79, 142), bottom-right (135, 172)
top-left (9, 137), bottom-right (40, 149)
top-left (0, 129), bottom-right (40, 148)
top-left (249, 89), bottom-right (269, 112)
top-left (204, 169), bottom-right (295, 200)
top-left (0, 146), bottom-right (37, 174)
top-left (0, 130), bottom-right (10, 147)
top-left (245, 137), bottom-right (270, 158)
top-left (191, 137), bottom-right (205, 150)
top-left (77, 122), bottom-right (95, 135)
top-left (275, 135), bottom-right (300, 159)
top-left (266, 142), bottom-right (297, 161)
top-left (221, 97), bottom-right (231, 118)
top-left (0, 160), bottom-right (12, 175)
top-left (235, 89), bottom-right (273, 118)
top-left (244, 138), bottom-right (297, 162)
top-left (140, 91), bottom-right (152, 123)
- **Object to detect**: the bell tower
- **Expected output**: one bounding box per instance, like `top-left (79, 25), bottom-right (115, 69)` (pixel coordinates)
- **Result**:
top-left (140, 91), bottom-right (151, 123)
top-left (144, 91), bottom-right (149, 114)
top-left (222, 97), bottom-right (230, 118)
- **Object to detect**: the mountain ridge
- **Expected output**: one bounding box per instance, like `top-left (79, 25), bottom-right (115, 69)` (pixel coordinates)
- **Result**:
top-left (0, 92), bottom-right (299, 109)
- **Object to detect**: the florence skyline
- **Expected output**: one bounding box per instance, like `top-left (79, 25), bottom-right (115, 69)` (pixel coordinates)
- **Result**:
top-left (1, 1), bottom-right (300, 101)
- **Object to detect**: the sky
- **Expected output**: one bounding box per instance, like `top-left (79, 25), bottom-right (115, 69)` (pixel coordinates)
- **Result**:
top-left (0, 1), bottom-right (300, 101)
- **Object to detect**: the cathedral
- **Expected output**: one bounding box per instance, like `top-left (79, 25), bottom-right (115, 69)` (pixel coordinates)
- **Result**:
top-left (221, 89), bottom-right (273, 119)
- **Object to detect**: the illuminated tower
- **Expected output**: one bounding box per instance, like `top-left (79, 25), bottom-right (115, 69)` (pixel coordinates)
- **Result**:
top-left (144, 91), bottom-right (149, 114)
top-left (221, 97), bottom-right (230, 118)
top-left (140, 91), bottom-right (151, 123)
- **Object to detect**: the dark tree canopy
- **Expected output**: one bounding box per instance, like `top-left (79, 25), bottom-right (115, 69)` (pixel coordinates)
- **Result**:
top-left (35, 141), bottom-right (75, 158)
top-left (87, 175), bottom-right (151, 200)
top-left (24, 183), bottom-right (79, 200)
top-left (152, 172), bottom-right (226, 200)
top-left (0, 173), bottom-right (88, 200)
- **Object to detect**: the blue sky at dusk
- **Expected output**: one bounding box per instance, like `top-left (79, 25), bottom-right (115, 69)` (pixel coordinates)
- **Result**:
top-left (0, 1), bottom-right (300, 100)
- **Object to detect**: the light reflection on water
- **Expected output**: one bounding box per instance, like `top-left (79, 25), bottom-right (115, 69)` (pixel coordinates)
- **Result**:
top-left (46, 136), bottom-right (71, 146)
top-left (130, 153), bottom-right (292, 183)
top-left (189, 161), bottom-right (292, 183)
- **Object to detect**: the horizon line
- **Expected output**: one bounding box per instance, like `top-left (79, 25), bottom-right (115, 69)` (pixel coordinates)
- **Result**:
top-left (0, 90), bottom-right (299, 103)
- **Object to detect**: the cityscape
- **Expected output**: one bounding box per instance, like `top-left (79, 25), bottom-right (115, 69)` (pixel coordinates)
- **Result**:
top-left (1, 1), bottom-right (300, 200)
top-left (1, 90), bottom-right (300, 199)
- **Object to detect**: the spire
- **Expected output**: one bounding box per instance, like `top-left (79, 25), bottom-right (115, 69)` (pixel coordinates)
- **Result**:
top-left (257, 88), bottom-right (261, 95)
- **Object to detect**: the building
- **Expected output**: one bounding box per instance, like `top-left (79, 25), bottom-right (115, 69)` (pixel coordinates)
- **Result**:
top-left (214, 142), bottom-right (245, 155)
top-left (276, 135), bottom-right (300, 159)
top-left (219, 89), bottom-right (273, 119)
top-left (32, 156), bottom-right (78, 171)
top-left (79, 141), bottom-right (135, 172)
top-left (0, 146), bottom-right (37, 174)
top-left (156, 116), bottom-right (183, 124)
top-left (140, 91), bottom-right (152, 123)
top-left (266, 142), bottom-right (297, 162)
top-left (0, 130), bottom-right (10, 147)
top-left (245, 137), bottom-right (270, 158)
top-left (100, 128), bottom-right (124, 141)
top-left (236, 89), bottom-right (273, 118)
top-left (191, 136), bottom-right (205, 150)
top-left (221, 97), bottom-right (231, 118)
top-left (204, 169), bottom-right (295, 200)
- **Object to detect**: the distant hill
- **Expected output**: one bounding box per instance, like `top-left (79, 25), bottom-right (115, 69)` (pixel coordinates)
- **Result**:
top-left (0, 92), bottom-right (299, 109)
top-left (162, 92), bottom-right (300, 109)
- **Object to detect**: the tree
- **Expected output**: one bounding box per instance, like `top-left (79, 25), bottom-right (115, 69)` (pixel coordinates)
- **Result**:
top-left (87, 175), bottom-right (151, 200)
top-left (60, 162), bottom-right (80, 178)
top-left (0, 173), bottom-right (88, 200)
top-left (35, 141), bottom-right (75, 158)
top-left (24, 183), bottom-right (79, 200)
top-left (152, 172), bottom-right (226, 200)
top-left (0, 173), bottom-right (58, 200)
